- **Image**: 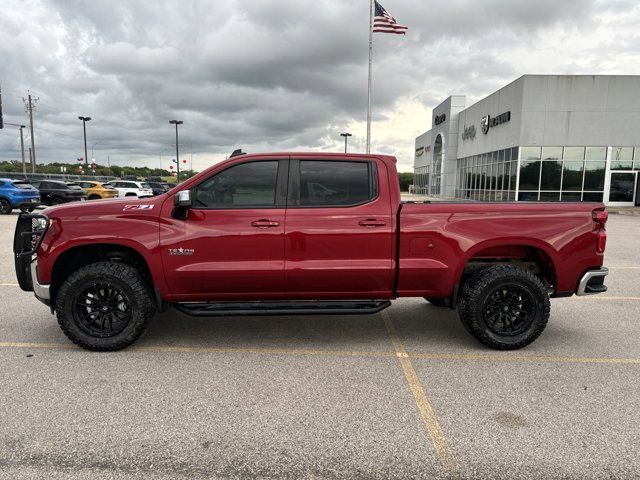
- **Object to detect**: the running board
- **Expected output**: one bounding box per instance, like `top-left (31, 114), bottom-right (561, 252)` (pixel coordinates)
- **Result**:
top-left (173, 300), bottom-right (391, 317)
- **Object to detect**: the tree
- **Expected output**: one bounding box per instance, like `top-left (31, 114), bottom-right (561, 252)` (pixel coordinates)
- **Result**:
top-left (398, 172), bottom-right (414, 192)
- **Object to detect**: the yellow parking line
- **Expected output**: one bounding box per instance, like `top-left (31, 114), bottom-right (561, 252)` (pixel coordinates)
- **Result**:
top-left (381, 310), bottom-right (460, 477)
top-left (574, 296), bottom-right (640, 301)
top-left (0, 341), bottom-right (639, 368)
top-left (409, 352), bottom-right (640, 365)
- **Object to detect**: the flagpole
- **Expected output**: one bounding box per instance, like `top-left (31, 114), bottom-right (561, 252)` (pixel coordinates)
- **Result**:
top-left (366, 0), bottom-right (374, 154)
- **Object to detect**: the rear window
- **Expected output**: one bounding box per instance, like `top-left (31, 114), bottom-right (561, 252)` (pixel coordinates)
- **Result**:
top-left (140, 183), bottom-right (151, 189)
top-left (13, 181), bottom-right (33, 189)
top-left (299, 161), bottom-right (376, 206)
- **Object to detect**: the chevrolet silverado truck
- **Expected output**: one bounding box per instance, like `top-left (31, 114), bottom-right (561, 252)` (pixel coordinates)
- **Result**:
top-left (13, 153), bottom-right (609, 351)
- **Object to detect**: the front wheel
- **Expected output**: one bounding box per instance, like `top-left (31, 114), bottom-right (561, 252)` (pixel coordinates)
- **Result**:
top-left (55, 262), bottom-right (156, 351)
top-left (0, 199), bottom-right (12, 215)
top-left (51, 197), bottom-right (65, 205)
top-left (458, 265), bottom-right (550, 350)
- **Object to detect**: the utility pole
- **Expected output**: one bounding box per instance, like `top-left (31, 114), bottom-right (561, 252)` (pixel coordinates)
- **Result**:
top-left (23, 92), bottom-right (39, 169)
top-left (0, 83), bottom-right (4, 130)
top-left (28, 147), bottom-right (34, 173)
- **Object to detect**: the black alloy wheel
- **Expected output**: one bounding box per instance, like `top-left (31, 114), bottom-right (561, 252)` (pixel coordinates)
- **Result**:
top-left (482, 285), bottom-right (536, 337)
top-left (0, 199), bottom-right (12, 215)
top-left (458, 265), bottom-right (550, 350)
top-left (73, 283), bottom-right (132, 338)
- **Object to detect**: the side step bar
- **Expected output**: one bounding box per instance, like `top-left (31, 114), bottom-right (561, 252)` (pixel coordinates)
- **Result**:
top-left (174, 299), bottom-right (391, 317)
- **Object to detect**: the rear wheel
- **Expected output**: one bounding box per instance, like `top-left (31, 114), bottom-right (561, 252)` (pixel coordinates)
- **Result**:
top-left (88, 194), bottom-right (101, 200)
top-left (55, 262), bottom-right (156, 351)
top-left (51, 197), bottom-right (65, 205)
top-left (458, 265), bottom-right (550, 350)
top-left (125, 193), bottom-right (137, 197)
top-left (0, 199), bottom-right (12, 215)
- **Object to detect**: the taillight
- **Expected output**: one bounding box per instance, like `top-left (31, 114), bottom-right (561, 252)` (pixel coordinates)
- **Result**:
top-left (592, 209), bottom-right (608, 254)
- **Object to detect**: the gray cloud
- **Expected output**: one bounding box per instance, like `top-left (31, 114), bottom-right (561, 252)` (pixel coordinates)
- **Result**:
top-left (0, 0), bottom-right (636, 172)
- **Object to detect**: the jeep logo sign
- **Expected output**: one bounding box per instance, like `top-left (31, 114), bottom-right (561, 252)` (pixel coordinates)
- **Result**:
top-left (481, 111), bottom-right (511, 134)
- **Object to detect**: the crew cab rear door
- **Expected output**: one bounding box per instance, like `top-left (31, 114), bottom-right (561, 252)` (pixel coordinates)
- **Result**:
top-left (284, 157), bottom-right (394, 297)
top-left (160, 158), bottom-right (288, 300)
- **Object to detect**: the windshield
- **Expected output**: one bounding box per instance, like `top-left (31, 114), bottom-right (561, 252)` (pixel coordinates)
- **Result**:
top-left (13, 181), bottom-right (34, 189)
top-left (66, 183), bottom-right (84, 190)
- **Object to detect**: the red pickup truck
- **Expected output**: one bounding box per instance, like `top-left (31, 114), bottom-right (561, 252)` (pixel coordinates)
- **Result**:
top-left (14, 153), bottom-right (609, 351)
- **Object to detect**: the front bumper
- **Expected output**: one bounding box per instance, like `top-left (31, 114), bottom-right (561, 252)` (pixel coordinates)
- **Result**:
top-left (576, 267), bottom-right (609, 296)
top-left (30, 259), bottom-right (51, 306)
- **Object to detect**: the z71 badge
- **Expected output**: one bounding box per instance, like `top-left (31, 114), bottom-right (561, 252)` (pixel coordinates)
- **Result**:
top-left (169, 248), bottom-right (194, 256)
top-left (123, 205), bottom-right (154, 211)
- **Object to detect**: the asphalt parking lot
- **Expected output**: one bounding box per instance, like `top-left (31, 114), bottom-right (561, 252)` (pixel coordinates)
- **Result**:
top-left (0, 211), bottom-right (639, 479)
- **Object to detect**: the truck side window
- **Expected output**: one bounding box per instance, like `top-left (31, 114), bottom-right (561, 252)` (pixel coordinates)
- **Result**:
top-left (299, 161), bottom-right (375, 206)
top-left (194, 161), bottom-right (279, 208)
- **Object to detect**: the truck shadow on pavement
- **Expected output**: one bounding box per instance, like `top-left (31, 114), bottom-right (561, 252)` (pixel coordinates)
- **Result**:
top-left (136, 302), bottom-right (479, 352)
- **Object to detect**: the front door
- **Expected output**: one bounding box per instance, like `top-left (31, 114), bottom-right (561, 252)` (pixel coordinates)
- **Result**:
top-left (608, 172), bottom-right (637, 206)
top-left (284, 158), bottom-right (394, 298)
top-left (161, 159), bottom-right (288, 301)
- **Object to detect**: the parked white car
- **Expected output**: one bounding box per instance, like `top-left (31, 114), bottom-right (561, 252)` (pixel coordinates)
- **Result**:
top-left (105, 180), bottom-right (154, 198)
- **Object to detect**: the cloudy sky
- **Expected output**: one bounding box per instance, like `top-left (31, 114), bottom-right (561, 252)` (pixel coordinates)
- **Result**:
top-left (1, 0), bottom-right (639, 172)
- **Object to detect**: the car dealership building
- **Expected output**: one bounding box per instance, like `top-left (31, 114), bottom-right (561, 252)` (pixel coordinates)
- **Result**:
top-left (414, 75), bottom-right (640, 206)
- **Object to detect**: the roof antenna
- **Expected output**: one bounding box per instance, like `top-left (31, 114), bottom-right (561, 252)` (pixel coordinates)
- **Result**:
top-left (230, 149), bottom-right (246, 157)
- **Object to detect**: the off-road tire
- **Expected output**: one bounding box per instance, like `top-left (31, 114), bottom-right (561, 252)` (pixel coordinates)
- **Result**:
top-left (0, 199), bottom-right (12, 215)
top-left (55, 262), bottom-right (156, 351)
top-left (458, 265), bottom-right (550, 350)
top-left (424, 297), bottom-right (448, 307)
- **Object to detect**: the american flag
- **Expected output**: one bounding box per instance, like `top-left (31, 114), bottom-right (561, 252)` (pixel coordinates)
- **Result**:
top-left (373, 1), bottom-right (407, 34)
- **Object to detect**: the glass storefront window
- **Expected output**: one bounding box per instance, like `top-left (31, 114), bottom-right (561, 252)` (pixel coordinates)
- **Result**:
top-left (584, 161), bottom-right (606, 190)
top-left (518, 191), bottom-right (538, 201)
top-left (542, 147), bottom-right (563, 160)
top-left (585, 147), bottom-right (606, 161)
top-left (608, 173), bottom-right (635, 202)
top-left (611, 147), bottom-right (633, 170)
top-left (541, 161), bottom-right (562, 190)
top-left (539, 192), bottom-right (560, 201)
top-left (561, 192), bottom-right (581, 201)
top-left (521, 146), bottom-right (541, 161)
top-left (562, 161), bottom-right (584, 191)
top-left (563, 147), bottom-right (585, 161)
top-left (583, 192), bottom-right (604, 202)
top-left (519, 160), bottom-right (541, 190)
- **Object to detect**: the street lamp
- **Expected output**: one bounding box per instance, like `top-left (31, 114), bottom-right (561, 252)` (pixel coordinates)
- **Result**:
top-left (169, 120), bottom-right (183, 182)
top-left (340, 132), bottom-right (352, 153)
top-left (78, 116), bottom-right (91, 167)
top-left (5, 123), bottom-right (26, 173)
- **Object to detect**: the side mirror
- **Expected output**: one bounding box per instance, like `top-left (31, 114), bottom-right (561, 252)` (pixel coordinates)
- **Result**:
top-left (172, 189), bottom-right (193, 219)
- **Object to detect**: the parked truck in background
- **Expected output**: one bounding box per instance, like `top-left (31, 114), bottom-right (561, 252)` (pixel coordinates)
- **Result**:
top-left (14, 153), bottom-right (609, 351)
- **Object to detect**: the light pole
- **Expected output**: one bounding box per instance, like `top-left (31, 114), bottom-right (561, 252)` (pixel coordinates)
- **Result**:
top-left (340, 132), bottom-right (352, 153)
top-left (5, 123), bottom-right (27, 174)
top-left (169, 120), bottom-right (183, 182)
top-left (78, 116), bottom-right (91, 167)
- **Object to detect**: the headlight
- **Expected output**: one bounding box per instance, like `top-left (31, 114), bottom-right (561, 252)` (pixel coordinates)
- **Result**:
top-left (34, 218), bottom-right (48, 230)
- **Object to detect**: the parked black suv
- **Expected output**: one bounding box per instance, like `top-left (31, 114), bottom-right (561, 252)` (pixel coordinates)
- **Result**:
top-left (145, 181), bottom-right (172, 195)
top-left (30, 180), bottom-right (87, 205)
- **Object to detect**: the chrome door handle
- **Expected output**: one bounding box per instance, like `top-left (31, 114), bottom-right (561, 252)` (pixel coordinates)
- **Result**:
top-left (359, 219), bottom-right (386, 227)
top-left (251, 219), bottom-right (280, 228)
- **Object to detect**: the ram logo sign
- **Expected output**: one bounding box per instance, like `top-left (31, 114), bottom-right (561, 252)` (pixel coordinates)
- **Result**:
top-left (481, 111), bottom-right (511, 134)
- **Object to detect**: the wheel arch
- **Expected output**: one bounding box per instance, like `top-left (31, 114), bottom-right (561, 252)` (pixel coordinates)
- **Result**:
top-left (50, 243), bottom-right (156, 306)
top-left (454, 239), bottom-right (559, 296)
